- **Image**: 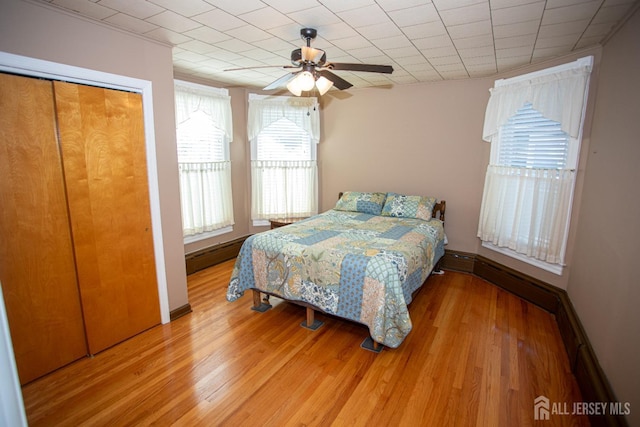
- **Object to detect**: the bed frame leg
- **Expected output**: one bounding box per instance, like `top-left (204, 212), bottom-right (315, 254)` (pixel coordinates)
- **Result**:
top-left (360, 336), bottom-right (384, 353)
top-left (300, 307), bottom-right (323, 330)
top-left (250, 289), bottom-right (272, 312)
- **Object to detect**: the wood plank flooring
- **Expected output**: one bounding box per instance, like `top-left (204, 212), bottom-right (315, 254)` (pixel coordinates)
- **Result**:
top-left (21, 260), bottom-right (589, 426)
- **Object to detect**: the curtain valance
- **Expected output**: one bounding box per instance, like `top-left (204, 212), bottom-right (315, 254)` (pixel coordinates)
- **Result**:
top-left (248, 95), bottom-right (320, 143)
top-left (482, 57), bottom-right (592, 142)
top-left (175, 82), bottom-right (233, 142)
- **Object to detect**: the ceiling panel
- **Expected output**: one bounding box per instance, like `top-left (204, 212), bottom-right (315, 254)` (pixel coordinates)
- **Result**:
top-left (33, 0), bottom-right (639, 92)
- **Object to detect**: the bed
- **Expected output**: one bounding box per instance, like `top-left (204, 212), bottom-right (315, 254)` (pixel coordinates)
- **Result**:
top-left (226, 191), bottom-right (446, 350)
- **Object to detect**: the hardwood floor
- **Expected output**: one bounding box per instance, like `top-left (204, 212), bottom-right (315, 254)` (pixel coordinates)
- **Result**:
top-left (22, 260), bottom-right (589, 426)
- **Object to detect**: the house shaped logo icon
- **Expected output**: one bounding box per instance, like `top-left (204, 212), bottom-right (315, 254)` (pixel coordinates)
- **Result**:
top-left (534, 395), bottom-right (550, 420)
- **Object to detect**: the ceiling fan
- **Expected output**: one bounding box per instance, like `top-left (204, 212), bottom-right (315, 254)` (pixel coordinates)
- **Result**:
top-left (226, 28), bottom-right (394, 96)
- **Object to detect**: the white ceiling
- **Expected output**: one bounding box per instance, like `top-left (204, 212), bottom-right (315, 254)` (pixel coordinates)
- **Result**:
top-left (35, 0), bottom-right (638, 91)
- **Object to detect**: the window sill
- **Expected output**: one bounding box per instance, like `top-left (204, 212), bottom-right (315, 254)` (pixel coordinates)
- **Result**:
top-left (184, 226), bottom-right (233, 244)
top-left (481, 241), bottom-right (564, 275)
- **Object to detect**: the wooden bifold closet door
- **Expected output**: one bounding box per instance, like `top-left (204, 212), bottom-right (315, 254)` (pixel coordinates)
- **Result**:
top-left (0, 74), bottom-right (161, 384)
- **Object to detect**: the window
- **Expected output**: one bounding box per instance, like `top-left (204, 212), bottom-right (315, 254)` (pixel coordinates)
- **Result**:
top-left (248, 94), bottom-right (319, 224)
top-left (478, 57), bottom-right (593, 274)
top-left (174, 81), bottom-right (234, 241)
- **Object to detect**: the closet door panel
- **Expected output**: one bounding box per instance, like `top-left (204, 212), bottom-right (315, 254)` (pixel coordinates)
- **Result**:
top-left (0, 73), bottom-right (88, 384)
top-left (53, 81), bottom-right (160, 354)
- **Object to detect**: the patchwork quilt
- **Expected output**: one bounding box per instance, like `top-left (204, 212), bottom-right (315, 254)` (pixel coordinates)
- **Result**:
top-left (226, 209), bottom-right (445, 348)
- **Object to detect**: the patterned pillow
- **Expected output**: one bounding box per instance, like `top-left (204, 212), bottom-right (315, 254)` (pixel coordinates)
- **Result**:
top-left (381, 193), bottom-right (436, 221)
top-left (334, 191), bottom-right (387, 215)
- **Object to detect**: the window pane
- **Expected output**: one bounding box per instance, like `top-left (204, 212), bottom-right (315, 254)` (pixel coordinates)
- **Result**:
top-left (177, 110), bottom-right (226, 163)
top-left (499, 103), bottom-right (569, 169)
top-left (256, 118), bottom-right (311, 161)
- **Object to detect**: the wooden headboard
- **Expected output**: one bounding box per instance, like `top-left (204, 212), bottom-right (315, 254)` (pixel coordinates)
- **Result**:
top-left (337, 192), bottom-right (446, 224)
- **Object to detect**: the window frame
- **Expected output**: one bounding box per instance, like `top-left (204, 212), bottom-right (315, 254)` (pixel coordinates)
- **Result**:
top-left (480, 58), bottom-right (592, 275)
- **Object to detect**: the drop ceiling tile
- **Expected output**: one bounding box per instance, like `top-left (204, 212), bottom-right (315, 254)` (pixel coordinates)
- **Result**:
top-left (262, 0), bottom-right (321, 14)
top-left (377, 0), bottom-right (432, 12)
top-left (491, 0), bottom-right (542, 8)
top-left (493, 19), bottom-right (539, 38)
top-left (192, 9), bottom-right (245, 31)
top-left (439, 3), bottom-right (490, 26)
top-left (412, 35), bottom-right (454, 50)
top-left (241, 48), bottom-right (281, 60)
top-left (145, 27), bottom-right (192, 44)
top-left (451, 34), bottom-right (494, 49)
top-left (332, 34), bottom-right (372, 50)
top-left (288, 5), bottom-right (343, 27)
top-left (389, 4), bottom-right (440, 27)
top-left (252, 36), bottom-right (299, 51)
top-left (240, 7), bottom-right (294, 30)
top-left (225, 25), bottom-right (272, 43)
top-left (267, 23), bottom-right (306, 42)
top-left (105, 12), bottom-right (158, 33)
top-left (145, 10), bottom-right (201, 33)
top-left (457, 45), bottom-right (494, 58)
top-left (462, 55), bottom-right (496, 66)
top-left (393, 55), bottom-right (431, 66)
top-left (97, 0), bottom-right (163, 19)
top-left (52, 0), bottom-right (116, 19)
top-left (433, 0), bottom-right (485, 11)
top-left (313, 0), bottom-right (375, 13)
top-left (419, 45), bottom-right (459, 58)
top-left (535, 34), bottom-right (580, 48)
top-left (147, 0), bottom-right (214, 17)
top-left (348, 45), bottom-right (385, 60)
top-left (592, 4), bottom-right (635, 24)
top-left (401, 62), bottom-right (436, 72)
top-left (183, 26), bottom-right (231, 44)
top-left (494, 34), bottom-right (536, 49)
top-left (532, 45), bottom-right (571, 60)
top-left (429, 55), bottom-right (464, 66)
top-left (537, 19), bottom-right (590, 38)
top-left (204, 0), bottom-right (265, 15)
top-left (447, 20), bottom-right (492, 39)
top-left (541, 1), bottom-right (601, 25)
top-left (205, 50), bottom-right (244, 62)
top-left (574, 34), bottom-right (603, 49)
top-left (178, 39), bottom-right (219, 54)
top-left (496, 45), bottom-right (534, 58)
top-left (371, 35), bottom-right (412, 50)
top-left (384, 45), bottom-right (422, 59)
top-left (338, 4), bottom-right (391, 27)
top-left (490, 2), bottom-right (545, 26)
top-left (357, 21), bottom-right (404, 40)
top-left (173, 50), bottom-right (210, 63)
top-left (582, 22), bottom-right (618, 38)
top-left (214, 38), bottom-right (256, 53)
top-left (402, 21), bottom-right (448, 39)
top-left (496, 55), bottom-right (531, 71)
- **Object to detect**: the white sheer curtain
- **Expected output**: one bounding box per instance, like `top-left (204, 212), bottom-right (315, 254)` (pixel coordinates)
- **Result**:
top-left (478, 57), bottom-right (592, 267)
top-left (248, 94), bottom-right (319, 220)
top-left (478, 166), bottom-right (575, 264)
top-left (175, 81), bottom-right (234, 237)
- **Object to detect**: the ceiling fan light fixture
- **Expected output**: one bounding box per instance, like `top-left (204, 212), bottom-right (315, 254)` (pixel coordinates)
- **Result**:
top-left (315, 76), bottom-right (333, 95)
top-left (287, 71), bottom-right (315, 96)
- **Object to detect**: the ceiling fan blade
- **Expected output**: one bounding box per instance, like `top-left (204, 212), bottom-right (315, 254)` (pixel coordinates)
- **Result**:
top-left (326, 63), bottom-right (394, 74)
top-left (317, 70), bottom-right (353, 90)
top-left (263, 72), bottom-right (300, 91)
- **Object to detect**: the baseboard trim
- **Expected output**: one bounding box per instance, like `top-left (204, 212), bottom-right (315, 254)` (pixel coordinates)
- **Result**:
top-left (185, 236), bottom-right (248, 275)
top-left (442, 250), bottom-right (627, 427)
top-left (169, 303), bottom-right (192, 321)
